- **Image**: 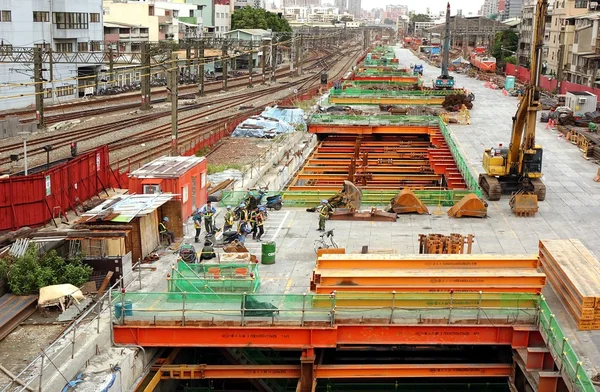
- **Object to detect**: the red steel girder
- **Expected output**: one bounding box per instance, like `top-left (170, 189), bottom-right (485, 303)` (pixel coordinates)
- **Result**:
top-left (113, 324), bottom-right (537, 348)
top-left (309, 125), bottom-right (436, 135)
top-left (156, 363), bottom-right (512, 379)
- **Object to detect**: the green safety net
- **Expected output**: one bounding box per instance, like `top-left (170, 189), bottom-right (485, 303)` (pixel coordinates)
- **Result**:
top-left (168, 260), bottom-right (261, 294)
top-left (438, 117), bottom-right (482, 196)
top-left (356, 69), bottom-right (417, 76)
top-left (331, 88), bottom-right (464, 97)
top-left (222, 189), bottom-right (475, 208)
top-left (112, 291), bottom-right (539, 328)
top-left (307, 114), bottom-right (440, 126)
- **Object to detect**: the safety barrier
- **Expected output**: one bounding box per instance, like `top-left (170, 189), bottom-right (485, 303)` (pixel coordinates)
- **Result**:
top-left (111, 291), bottom-right (540, 327)
top-left (438, 118), bottom-right (482, 197)
top-left (538, 297), bottom-right (596, 392)
top-left (331, 88), bottom-right (464, 97)
top-left (220, 189), bottom-right (474, 208)
top-left (307, 114), bottom-right (440, 126)
top-left (168, 260), bottom-right (261, 294)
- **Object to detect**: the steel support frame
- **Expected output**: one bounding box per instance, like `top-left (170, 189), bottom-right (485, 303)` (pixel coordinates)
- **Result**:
top-left (155, 363), bottom-right (512, 380)
top-left (114, 324), bottom-right (542, 348)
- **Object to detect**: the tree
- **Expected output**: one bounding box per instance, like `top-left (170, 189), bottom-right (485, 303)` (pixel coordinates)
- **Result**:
top-left (0, 246), bottom-right (92, 295)
top-left (409, 13), bottom-right (431, 34)
top-left (504, 55), bottom-right (517, 65)
top-left (383, 18), bottom-right (395, 25)
top-left (231, 7), bottom-right (292, 33)
top-left (492, 30), bottom-right (519, 65)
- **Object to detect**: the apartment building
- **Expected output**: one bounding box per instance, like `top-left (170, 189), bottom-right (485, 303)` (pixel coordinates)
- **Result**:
top-left (564, 12), bottom-right (600, 86)
top-left (0, 0), bottom-right (104, 110)
top-left (546, 0), bottom-right (589, 78)
top-left (347, 0), bottom-right (360, 19)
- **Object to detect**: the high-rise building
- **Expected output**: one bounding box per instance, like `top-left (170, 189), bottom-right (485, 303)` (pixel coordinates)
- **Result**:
top-left (347, 0), bottom-right (360, 18)
top-left (334, 0), bottom-right (346, 14)
top-left (504, 0), bottom-right (523, 19)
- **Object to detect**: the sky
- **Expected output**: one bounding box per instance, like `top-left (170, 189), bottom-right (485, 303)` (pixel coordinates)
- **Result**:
top-left (366, 0), bottom-right (483, 16)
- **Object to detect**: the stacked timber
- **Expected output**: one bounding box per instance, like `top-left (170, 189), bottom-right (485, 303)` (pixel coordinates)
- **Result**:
top-left (310, 254), bottom-right (545, 294)
top-left (539, 239), bottom-right (600, 330)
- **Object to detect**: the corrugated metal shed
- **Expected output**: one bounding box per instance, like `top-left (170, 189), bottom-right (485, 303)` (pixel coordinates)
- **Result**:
top-left (82, 194), bottom-right (174, 223)
top-left (129, 156), bottom-right (206, 179)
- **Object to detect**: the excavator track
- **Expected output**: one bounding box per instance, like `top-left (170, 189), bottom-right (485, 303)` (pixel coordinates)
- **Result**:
top-left (530, 178), bottom-right (546, 201)
top-left (479, 174), bottom-right (502, 201)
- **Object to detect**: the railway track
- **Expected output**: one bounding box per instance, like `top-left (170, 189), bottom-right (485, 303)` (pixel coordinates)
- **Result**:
top-left (0, 49), bottom-right (331, 123)
top-left (111, 46), bottom-right (364, 171)
top-left (0, 43), bottom-right (361, 169)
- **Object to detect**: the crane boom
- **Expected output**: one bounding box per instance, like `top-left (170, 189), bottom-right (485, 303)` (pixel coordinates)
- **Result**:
top-left (435, 3), bottom-right (454, 89)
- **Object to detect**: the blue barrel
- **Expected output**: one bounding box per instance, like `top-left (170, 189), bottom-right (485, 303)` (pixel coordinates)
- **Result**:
top-left (114, 301), bottom-right (133, 319)
top-left (505, 76), bottom-right (515, 90)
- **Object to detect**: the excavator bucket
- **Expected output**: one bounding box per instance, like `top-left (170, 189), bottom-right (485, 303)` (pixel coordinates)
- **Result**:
top-left (447, 194), bottom-right (488, 218)
top-left (327, 180), bottom-right (362, 209)
top-left (594, 168), bottom-right (600, 182)
top-left (509, 193), bottom-right (539, 217)
top-left (387, 189), bottom-right (429, 214)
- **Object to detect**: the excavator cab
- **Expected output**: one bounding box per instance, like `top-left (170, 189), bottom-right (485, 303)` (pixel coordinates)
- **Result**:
top-left (521, 146), bottom-right (543, 176)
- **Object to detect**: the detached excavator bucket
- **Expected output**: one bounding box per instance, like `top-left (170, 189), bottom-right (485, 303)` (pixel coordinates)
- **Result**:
top-left (510, 193), bottom-right (539, 217)
top-left (387, 189), bottom-right (429, 214)
top-left (327, 180), bottom-right (362, 209)
top-left (594, 168), bottom-right (600, 182)
top-left (447, 194), bottom-right (488, 218)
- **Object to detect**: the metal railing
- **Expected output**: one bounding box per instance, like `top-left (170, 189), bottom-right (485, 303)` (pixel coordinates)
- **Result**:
top-left (438, 117), bottom-right (482, 196)
top-left (0, 265), bottom-right (144, 392)
top-left (111, 291), bottom-right (541, 327)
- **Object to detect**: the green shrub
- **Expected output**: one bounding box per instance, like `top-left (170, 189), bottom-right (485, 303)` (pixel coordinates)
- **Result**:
top-left (1, 246), bottom-right (92, 295)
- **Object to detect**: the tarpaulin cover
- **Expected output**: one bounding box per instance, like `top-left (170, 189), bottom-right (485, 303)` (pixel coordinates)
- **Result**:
top-left (38, 284), bottom-right (85, 307)
top-left (232, 106), bottom-right (306, 138)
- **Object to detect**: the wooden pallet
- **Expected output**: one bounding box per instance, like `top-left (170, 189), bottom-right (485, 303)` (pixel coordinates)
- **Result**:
top-left (538, 239), bottom-right (600, 330)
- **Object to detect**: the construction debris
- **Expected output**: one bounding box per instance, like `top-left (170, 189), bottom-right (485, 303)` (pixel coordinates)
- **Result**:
top-left (442, 94), bottom-right (473, 112)
top-left (418, 233), bottom-right (474, 254)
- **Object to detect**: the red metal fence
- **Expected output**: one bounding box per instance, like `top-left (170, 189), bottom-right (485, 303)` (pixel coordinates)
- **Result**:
top-left (0, 146), bottom-right (111, 231)
top-left (504, 63), bottom-right (600, 96)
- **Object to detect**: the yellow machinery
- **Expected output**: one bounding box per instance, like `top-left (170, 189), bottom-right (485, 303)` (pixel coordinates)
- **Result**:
top-left (479, 0), bottom-right (547, 203)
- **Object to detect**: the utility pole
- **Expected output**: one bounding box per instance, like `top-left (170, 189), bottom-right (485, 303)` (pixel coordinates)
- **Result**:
top-left (185, 44), bottom-right (191, 77)
top-left (294, 35), bottom-right (301, 76)
top-left (363, 29), bottom-right (368, 51)
top-left (222, 41), bottom-right (228, 91)
top-left (169, 53), bottom-right (179, 156)
top-left (48, 48), bottom-right (55, 104)
top-left (140, 42), bottom-right (151, 110)
top-left (248, 41), bottom-right (254, 87)
top-left (198, 39), bottom-right (205, 96)
top-left (108, 47), bottom-right (115, 86)
top-left (33, 47), bottom-right (44, 130)
top-left (261, 40), bottom-right (267, 84)
top-left (272, 37), bottom-right (278, 82)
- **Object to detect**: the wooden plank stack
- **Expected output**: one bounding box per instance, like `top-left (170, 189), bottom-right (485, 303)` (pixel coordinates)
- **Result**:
top-left (539, 239), bottom-right (600, 330)
top-left (311, 253), bottom-right (545, 294)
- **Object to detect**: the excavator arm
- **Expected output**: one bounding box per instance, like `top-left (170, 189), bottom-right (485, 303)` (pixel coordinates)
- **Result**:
top-left (507, 0), bottom-right (547, 175)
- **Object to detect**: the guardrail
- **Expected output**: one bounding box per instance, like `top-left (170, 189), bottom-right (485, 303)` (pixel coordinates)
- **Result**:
top-left (111, 291), bottom-right (540, 327)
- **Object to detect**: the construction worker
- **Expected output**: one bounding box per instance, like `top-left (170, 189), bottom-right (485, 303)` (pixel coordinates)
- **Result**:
top-left (223, 205), bottom-right (234, 232)
top-left (250, 206), bottom-right (259, 240)
top-left (199, 240), bottom-right (216, 261)
top-left (237, 203), bottom-right (249, 243)
top-left (316, 200), bottom-right (332, 231)
top-left (255, 207), bottom-right (266, 241)
top-left (193, 209), bottom-right (202, 243)
top-left (460, 104), bottom-right (470, 125)
top-left (159, 217), bottom-right (175, 245)
top-left (200, 201), bottom-right (216, 235)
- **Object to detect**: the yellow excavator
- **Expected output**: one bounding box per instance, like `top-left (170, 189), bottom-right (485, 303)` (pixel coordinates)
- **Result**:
top-left (479, 0), bottom-right (547, 203)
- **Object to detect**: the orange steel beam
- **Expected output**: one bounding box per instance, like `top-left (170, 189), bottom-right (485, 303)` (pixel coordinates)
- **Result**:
top-left (306, 159), bottom-right (431, 166)
top-left (313, 285), bottom-right (543, 294)
top-left (113, 324), bottom-right (536, 348)
top-left (308, 125), bottom-right (436, 135)
top-left (312, 153), bottom-right (429, 159)
top-left (315, 255), bottom-right (540, 270)
top-left (294, 174), bottom-right (442, 181)
top-left (299, 166), bottom-right (431, 173)
top-left (156, 364), bottom-right (512, 380)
